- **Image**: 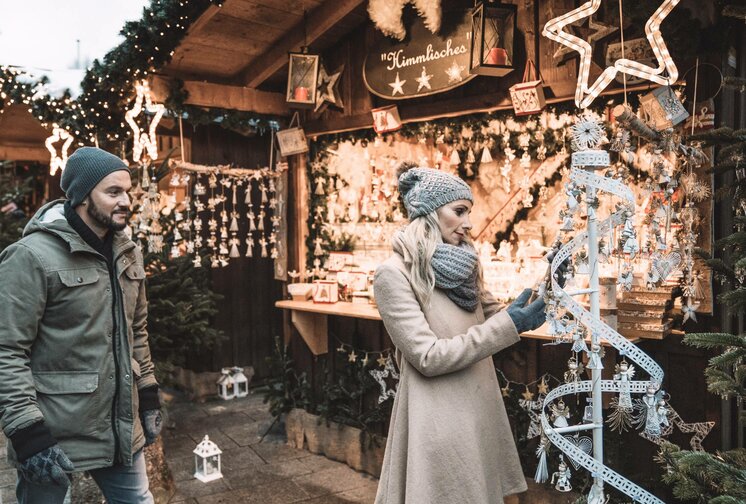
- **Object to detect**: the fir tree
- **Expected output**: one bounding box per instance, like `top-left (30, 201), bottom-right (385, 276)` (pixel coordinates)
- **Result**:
top-left (657, 82), bottom-right (746, 502)
top-left (0, 169), bottom-right (32, 253)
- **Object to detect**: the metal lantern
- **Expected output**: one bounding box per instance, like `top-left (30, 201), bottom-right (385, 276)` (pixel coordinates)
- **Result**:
top-left (193, 435), bottom-right (223, 482)
top-left (286, 49), bottom-right (319, 108)
top-left (216, 368), bottom-right (235, 400)
top-left (469, 1), bottom-right (517, 77)
top-left (232, 366), bottom-right (249, 398)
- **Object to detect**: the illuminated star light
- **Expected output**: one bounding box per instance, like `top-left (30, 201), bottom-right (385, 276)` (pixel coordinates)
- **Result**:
top-left (388, 72), bottom-right (406, 96)
top-left (45, 124), bottom-right (73, 176)
top-left (125, 80), bottom-right (165, 164)
top-left (542, 0), bottom-right (680, 108)
top-left (445, 61), bottom-right (465, 83)
top-left (415, 66), bottom-right (433, 92)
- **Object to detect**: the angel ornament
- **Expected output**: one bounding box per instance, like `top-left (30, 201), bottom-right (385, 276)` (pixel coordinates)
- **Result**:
top-left (614, 360), bottom-right (635, 409)
top-left (586, 343), bottom-right (604, 370)
top-left (551, 455), bottom-right (572, 492)
top-left (564, 357), bottom-right (585, 387)
top-left (570, 324), bottom-right (588, 354)
top-left (638, 384), bottom-right (666, 437)
top-left (550, 399), bottom-right (571, 428)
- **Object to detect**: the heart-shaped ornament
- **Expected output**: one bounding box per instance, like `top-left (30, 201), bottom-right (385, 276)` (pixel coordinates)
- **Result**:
top-left (563, 434), bottom-right (593, 470)
top-left (653, 251), bottom-right (681, 282)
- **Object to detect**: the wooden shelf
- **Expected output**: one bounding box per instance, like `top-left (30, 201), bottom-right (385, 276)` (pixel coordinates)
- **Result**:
top-left (275, 300), bottom-right (382, 321)
top-left (276, 300), bottom-right (641, 353)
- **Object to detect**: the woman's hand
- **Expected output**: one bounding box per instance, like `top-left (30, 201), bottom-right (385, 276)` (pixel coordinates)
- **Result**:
top-left (506, 289), bottom-right (546, 334)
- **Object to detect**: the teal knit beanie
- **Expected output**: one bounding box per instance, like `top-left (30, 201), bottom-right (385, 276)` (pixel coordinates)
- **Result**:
top-left (60, 147), bottom-right (129, 207)
top-left (398, 165), bottom-right (473, 219)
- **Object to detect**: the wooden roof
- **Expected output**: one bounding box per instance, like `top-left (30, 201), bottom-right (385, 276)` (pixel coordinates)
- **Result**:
top-left (0, 105), bottom-right (51, 162)
top-left (160, 0), bottom-right (368, 108)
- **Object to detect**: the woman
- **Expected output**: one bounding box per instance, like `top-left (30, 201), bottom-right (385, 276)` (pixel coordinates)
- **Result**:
top-left (374, 165), bottom-right (546, 503)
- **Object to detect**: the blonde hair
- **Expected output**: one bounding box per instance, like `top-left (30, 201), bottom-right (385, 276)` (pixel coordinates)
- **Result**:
top-left (396, 210), bottom-right (485, 309)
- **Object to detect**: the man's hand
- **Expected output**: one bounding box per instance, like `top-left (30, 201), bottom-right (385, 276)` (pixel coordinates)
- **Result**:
top-left (141, 409), bottom-right (163, 446)
top-left (507, 288), bottom-right (546, 334)
top-left (17, 445), bottom-right (74, 487)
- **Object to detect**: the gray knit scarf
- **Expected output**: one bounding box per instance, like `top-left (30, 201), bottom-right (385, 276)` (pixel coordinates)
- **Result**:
top-left (431, 242), bottom-right (479, 312)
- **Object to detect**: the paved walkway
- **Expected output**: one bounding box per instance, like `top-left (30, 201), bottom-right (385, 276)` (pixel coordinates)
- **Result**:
top-left (164, 392), bottom-right (379, 504)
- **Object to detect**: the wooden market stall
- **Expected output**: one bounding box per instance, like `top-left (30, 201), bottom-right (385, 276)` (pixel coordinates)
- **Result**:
top-left (148, 0), bottom-right (743, 496)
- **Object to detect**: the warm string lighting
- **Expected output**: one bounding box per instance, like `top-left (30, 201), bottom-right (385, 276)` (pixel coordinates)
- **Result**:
top-left (45, 124), bottom-right (74, 176)
top-left (543, 0), bottom-right (680, 108)
top-left (125, 80), bottom-right (164, 163)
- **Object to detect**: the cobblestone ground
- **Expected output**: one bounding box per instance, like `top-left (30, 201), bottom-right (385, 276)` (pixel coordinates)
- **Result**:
top-left (163, 391), bottom-right (378, 504)
top-left (0, 392), bottom-right (378, 504)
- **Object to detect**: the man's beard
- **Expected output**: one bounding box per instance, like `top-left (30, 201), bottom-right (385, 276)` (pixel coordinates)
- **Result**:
top-left (86, 198), bottom-right (129, 232)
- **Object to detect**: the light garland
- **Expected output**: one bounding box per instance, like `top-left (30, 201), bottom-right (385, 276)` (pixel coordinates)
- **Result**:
top-left (45, 124), bottom-right (74, 176)
top-left (125, 80), bottom-right (165, 164)
top-left (542, 0), bottom-right (680, 108)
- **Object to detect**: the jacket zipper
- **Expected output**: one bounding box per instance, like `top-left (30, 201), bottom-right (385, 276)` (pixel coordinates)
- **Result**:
top-left (110, 266), bottom-right (120, 465)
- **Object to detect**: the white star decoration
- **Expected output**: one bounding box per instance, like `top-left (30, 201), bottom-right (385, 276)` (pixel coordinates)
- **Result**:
top-left (388, 72), bottom-right (406, 96)
top-left (445, 61), bottom-right (465, 83)
top-left (315, 63), bottom-right (344, 112)
top-left (415, 66), bottom-right (433, 92)
top-left (682, 299), bottom-right (699, 323)
top-left (45, 124), bottom-right (73, 176)
top-left (125, 80), bottom-right (165, 164)
top-left (542, 0), bottom-right (680, 108)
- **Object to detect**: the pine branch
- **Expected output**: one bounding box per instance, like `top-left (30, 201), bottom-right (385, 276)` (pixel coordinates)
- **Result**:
top-left (684, 333), bottom-right (746, 349)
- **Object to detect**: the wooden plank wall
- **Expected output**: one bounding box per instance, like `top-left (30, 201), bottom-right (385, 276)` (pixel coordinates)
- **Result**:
top-left (187, 124), bottom-right (284, 378)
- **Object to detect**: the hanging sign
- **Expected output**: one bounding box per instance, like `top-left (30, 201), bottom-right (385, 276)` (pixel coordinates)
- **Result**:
top-left (363, 10), bottom-right (476, 100)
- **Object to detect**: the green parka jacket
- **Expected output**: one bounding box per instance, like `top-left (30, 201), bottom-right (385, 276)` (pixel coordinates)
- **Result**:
top-left (0, 200), bottom-right (157, 471)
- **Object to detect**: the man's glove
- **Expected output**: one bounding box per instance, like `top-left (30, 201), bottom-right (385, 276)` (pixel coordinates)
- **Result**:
top-left (141, 409), bottom-right (163, 446)
top-left (17, 445), bottom-right (74, 487)
top-left (507, 288), bottom-right (546, 334)
top-left (139, 385), bottom-right (162, 446)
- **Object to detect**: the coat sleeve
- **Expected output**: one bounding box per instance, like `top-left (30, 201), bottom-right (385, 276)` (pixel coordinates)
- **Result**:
top-left (0, 243), bottom-right (47, 436)
top-left (480, 288), bottom-right (506, 320)
top-left (132, 252), bottom-right (157, 391)
top-left (374, 262), bottom-right (519, 378)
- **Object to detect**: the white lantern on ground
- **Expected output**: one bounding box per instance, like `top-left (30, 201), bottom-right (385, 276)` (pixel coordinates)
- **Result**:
top-left (216, 368), bottom-right (235, 400)
top-left (231, 367), bottom-right (249, 398)
top-left (193, 435), bottom-right (222, 482)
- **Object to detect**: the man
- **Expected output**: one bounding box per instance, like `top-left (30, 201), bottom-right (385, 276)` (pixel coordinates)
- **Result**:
top-left (0, 147), bottom-right (162, 503)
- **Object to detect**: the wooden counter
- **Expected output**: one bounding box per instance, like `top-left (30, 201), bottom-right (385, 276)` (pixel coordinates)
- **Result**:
top-left (275, 299), bottom-right (639, 354)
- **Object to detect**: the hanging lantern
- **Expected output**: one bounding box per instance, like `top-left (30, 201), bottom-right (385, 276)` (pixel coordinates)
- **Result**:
top-left (469, 2), bottom-right (517, 77)
top-left (216, 368), bottom-right (235, 400)
top-left (286, 48), bottom-right (320, 109)
top-left (231, 366), bottom-right (250, 398)
top-left (193, 435), bottom-right (223, 482)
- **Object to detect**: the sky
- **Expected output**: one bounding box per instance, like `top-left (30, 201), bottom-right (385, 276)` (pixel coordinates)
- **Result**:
top-left (0, 1), bottom-right (149, 71)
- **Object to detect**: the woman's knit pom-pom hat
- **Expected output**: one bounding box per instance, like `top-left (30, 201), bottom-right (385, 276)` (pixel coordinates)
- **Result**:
top-left (397, 162), bottom-right (473, 219)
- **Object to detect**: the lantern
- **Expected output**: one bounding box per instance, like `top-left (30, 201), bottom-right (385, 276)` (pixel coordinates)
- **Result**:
top-left (216, 368), bottom-right (235, 400)
top-left (232, 366), bottom-right (250, 398)
top-left (286, 49), bottom-right (319, 108)
top-left (468, 2), bottom-right (517, 77)
top-left (193, 435), bottom-right (223, 482)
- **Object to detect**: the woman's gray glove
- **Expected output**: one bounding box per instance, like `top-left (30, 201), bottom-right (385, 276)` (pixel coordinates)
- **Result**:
top-left (17, 445), bottom-right (74, 487)
top-left (507, 288), bottom-right (546, 334)
top-left (141, 409), bottom-right (163, 446)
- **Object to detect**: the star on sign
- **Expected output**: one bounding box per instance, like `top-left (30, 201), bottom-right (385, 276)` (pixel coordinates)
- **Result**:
top-left (389, 72), bottom-right (406, 96)
top-left (542, 0), bottom-right (680, 108)
top-left (445, 61), bottom-right (465, 83)
top-left (415, 66), bottom-right (433, 92)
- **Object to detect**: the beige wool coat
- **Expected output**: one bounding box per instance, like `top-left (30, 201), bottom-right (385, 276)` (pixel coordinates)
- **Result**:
top-left (373, 251), bottom-right (527, 504)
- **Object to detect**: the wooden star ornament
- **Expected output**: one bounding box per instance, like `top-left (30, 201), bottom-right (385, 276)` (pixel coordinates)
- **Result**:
top-left (315, 63), bottom-right (344, 112)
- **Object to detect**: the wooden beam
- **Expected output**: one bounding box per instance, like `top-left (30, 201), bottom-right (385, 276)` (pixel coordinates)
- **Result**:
top-left (0, 143), bottom-right (50, 162)
top-left (237, 0), bottom-right (366, 88)
top-left (149, 74), bottom-right (289, 116)
top-left (185, 3), bottom-right (222, 36)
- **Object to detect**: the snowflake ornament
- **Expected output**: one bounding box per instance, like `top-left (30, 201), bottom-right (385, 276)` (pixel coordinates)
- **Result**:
top-left (571, 114), bottom-right (604, 151)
